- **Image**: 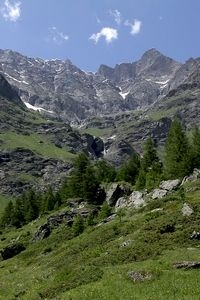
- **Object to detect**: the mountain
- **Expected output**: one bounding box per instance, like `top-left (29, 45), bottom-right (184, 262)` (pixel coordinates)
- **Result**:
top-left (0, 48), bottom-right (200, 184)
top-left (0, 48), bottom-right (184, 122)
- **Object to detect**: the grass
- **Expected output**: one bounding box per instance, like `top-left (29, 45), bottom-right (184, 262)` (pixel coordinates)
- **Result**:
top-left (0, 181), bottom-right (200, 299)
top-left (0, 131), bottom-right (75, 161)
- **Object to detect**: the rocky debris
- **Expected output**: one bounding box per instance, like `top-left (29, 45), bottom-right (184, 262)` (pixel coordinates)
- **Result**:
top-left (151, 188), bottom-right (168, 200)
top-left (0, 243), bottom-right (26, 260)
top-left (115, 191), bottom-right (146, 211)
top-left (181, 203), bottom-right (194, 216)
top-left (120, 240), bottom-right (132, 248)
top-left (127, 271), bottom-right (152, 282)
top-left (190, 231), bottom-right (200, 240)
top-left (173, 261), bottom-right (200, 270)
top-left (106, 183), bottom-right (131, 206)
top-left (33, 205), bottom-right (98, 241)
top-left (33, 223), bottom-right (51, 241)
top-left (159, 179), bottom-right (181, 191)
top-left (181, 168), bottom-right (200, 184)
top-left (0, 148), bottom-right (71, 195)
top-left (97, 213), bottom-right (117, 226)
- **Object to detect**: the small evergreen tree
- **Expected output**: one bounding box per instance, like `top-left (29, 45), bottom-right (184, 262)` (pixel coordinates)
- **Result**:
top-left (117, 153), bottom-right (140, 184)
top-left (0, 201), bottom-right (14, 228)
top-left (191, 126), bottom-right (200, 169)
top-left (95, 159), bottom-right (116, 183)
top-left (72, 215), bottom-right (85, 236)
top-left (164, 119), bottom-right (192, 179)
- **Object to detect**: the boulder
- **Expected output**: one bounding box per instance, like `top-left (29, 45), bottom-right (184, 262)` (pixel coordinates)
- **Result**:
top-left (173, 261), bottom-right (200, 269)
top-left (151, 188), bottom-right (168, 199)
top-left (33, 223), bottom-right (51, 241)
top-left (115, 191), bottom-right (146, 210)
top-left (106, 183), bottom-right (131, 206)
top-left (0, 243), bottom-right (26, 260)
top-left (127, 271), bottom-right (152, 282)
top-left (181, 203), bottom-right (194, 216)
top-left (181, 168), bottom-right (200, 184)
top-left (159, 179), bottom-right (180, 191)
top-left (190, 230), bottom-right (200, 240)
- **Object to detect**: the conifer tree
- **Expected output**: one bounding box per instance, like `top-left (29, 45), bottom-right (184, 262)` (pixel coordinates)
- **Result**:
top-left (0, 201), bottom-right (14, 228)
top-left (117, 153), bottom-right (140, 184)
top-left (191, 126), bottom-right (200, 169)
top-left (164, 119), bottom-right (192, 179)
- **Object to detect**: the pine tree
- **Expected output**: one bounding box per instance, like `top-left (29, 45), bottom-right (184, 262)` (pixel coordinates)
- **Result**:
top-left (82, 165), bottom-right (104, 205)
top-left (63, 153), bottom-right (90, 198)
top-left (135, 137), bottom-right (162, 190)
top-left (72, 215), bottom-right (85, 236)
top-left (0, 201), bottom-right (14, 228)
top-left (191, 126), bottom-right (200, 169)
top-left (117, 153), bottom-right (140, 184)
top-left (95, 159), bottom-right (116, 183)
top-left (164, 119), bottom-right (192, 179)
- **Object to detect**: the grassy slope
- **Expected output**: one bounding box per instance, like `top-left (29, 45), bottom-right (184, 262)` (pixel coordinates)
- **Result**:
top-left (0, 180), bottom-right (200, 299)
top-left (0, 131), bottom-right (74, 161)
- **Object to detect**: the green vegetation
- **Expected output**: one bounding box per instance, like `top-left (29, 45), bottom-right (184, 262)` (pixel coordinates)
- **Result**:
top-left (0, 131), bottom-right (75, 160)
top-left (0, 118), bottom-right (200, 299)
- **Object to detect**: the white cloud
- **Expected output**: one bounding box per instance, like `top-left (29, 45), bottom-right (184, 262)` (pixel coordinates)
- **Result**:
top-left (0, 0), bottom-right (21, 22)
top-left (89, 27), bottom-right (118, 44)
top-left (125, 19), bottom-right (142, 35)
top-left (49, 27), bottom-right (69, 45)
top-left (109, 9), bottom-right (121, 25)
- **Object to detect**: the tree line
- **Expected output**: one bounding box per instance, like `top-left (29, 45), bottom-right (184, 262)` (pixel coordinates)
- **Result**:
top-left (1, 118), bottom-right (200, 229)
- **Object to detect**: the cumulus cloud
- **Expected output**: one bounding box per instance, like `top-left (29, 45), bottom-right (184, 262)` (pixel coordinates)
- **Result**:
top-left (0, 0), bottom-right (21, 22)
top-left (89, 27), bottom-right (118, 44)
top-left (48, 27), bottom-right (69, 45)
top-left (125, 19), bottom-right (142, 35)
top-left (109, 9), bottom-right (121, 25)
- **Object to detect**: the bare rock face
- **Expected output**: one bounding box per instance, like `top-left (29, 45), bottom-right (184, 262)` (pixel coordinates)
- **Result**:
top-left (0, 48), bottom-right (182, 122)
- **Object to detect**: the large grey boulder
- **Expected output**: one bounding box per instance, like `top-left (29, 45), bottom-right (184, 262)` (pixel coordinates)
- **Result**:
top-left (151, 188), bottom-right (168, 200)
top-left (159, 179), bottom-right (180, 191)
top-left (115, 191), bottom-right (146, 210)
top-left (106, 183), bottom-right (131, 206)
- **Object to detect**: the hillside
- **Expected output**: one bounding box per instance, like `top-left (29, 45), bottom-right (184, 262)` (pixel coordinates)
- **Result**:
top-left (0, 177), bottom-right (200, 299)
top-left (0, 48), bottom-right (200, 299)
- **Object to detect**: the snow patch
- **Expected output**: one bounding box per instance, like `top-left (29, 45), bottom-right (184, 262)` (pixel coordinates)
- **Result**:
top-left (4, 73), bottom-right (29, 85)
top-left (119, 91), bottom-right (129, 99)
top-left (24, 102), bottom-right (54, 114)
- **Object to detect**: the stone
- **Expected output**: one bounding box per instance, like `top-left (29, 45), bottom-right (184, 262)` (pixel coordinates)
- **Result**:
top-left (115, 191), bottom-right (146, 210)
top-left (151, 188), bottom-right (168, 199)
top-left (190, 231), bottom-right (200, 240)
top-left (181, 203), bottom-right (194, 216)
top-left (159, 179), bottom-right (180, 191)
top-left (0, 243), bottom-right (26, 260)
top-left (181, 168), bottom-right (200, 184)
top-left (106, 183), bottom-right (131, 206)
top-left (127, 271), bottom-right (152, 282)
top-left (33, 223), bottom-right (51, 241)
top-left (173, 261), bottom-right (200, 269)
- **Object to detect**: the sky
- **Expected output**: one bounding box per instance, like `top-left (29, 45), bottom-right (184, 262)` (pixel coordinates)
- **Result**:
top-left (0, 0), bottom-right (200, 71)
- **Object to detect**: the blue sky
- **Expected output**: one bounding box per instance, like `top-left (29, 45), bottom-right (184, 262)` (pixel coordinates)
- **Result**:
top-left (0, 0), bottom-right (199, 71)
